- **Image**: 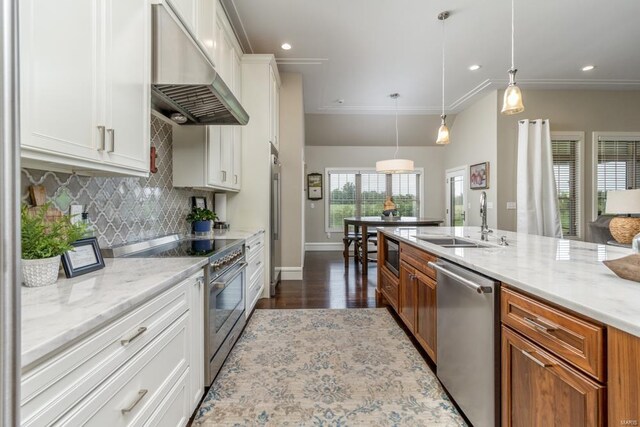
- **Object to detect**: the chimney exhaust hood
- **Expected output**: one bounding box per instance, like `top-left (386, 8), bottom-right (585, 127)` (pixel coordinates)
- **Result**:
top-left (151, 3), bottom-right (249, 126)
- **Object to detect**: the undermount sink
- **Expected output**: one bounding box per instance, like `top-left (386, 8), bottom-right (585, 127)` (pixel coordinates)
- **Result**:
top-left (415, 235), bottom-right (492, 249)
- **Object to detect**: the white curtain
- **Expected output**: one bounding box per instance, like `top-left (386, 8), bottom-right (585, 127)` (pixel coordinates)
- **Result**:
top-left (517, 119), bottom-right (562, 238)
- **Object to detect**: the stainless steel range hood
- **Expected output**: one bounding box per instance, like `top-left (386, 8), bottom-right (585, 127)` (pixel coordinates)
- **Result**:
top-left (151, 3), bottom-right (249, 126)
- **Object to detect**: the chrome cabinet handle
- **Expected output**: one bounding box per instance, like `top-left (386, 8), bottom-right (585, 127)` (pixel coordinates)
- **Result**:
top-left (428, 261), bottom-right (493, 294)
top-left (121, 389), bottom-right (148, 414)
top-left (120, 326), bottom-right (147, 346)
top-left (256, 260), bottom-right (262, 267)
top-left (234, 174), bottom-right (238, 184)
top-left (97, 126), bottom-right (106, 151)
top-left (523, 316), bottom-right (558, 333)
top-left (107, 128), bottom-right (115, 153)
top-left (521, 350), bottom-right (553, 368)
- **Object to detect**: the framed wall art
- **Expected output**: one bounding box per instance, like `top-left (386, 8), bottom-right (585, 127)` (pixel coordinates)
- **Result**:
top-left (470, 162), bottom-right (490, 190)
top-left (307, 173), bottom-right (323, 200)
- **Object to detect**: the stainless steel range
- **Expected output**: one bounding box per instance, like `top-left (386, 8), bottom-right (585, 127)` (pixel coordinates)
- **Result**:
top-left (104, 234), bottom-right (247, 385)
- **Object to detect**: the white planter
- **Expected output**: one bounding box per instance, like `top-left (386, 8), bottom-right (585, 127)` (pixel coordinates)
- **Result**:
top-left (22, 256), bottom-right (61, 287)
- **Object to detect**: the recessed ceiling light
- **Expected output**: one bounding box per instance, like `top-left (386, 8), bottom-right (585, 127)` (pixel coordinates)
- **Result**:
top-left (281, 43), bottom-right (292, 50)
top-left (582, 65), bottom-right (595, 71)
top-left (469, 64), bottom-right (481, 71)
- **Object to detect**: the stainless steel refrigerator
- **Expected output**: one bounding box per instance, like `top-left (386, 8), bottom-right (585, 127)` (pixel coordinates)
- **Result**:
top-left (270, 144), bottom-right (281, 296)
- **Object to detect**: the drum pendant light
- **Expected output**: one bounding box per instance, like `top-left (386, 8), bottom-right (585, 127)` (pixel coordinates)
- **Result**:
top-left (501, 0), bottom-right (525, 115)
top-left (436, 11), bottom-right (450, 145)
top-left (376, 94), bottom-right (414, 173)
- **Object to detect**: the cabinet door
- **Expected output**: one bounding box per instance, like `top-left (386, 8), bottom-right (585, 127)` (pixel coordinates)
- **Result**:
top-left (220, 129), bottom-right (234, 187)
top-left (104, 0), bottom-right (150, 173)
top-left (232, 131), bottom-right (242, 189)
top-left (167, 0), bottom-right (197, 33)
top-left (196, 0), bottom-right (217, 64)
top-left (415, 271), bottom-right (437, 362)
top-left (216, 18), bottom-right (232, 82)
top-left (20, 0), bottom-right (103, 163)
top-left (269, 67), bottom-right (278, 148)
top-left (188, 275), bottom-right (204, 412)
top-left (502, 326), bottom-right (605, 427)
top-left (399, 262), bottom-right (416, 331)
top-left (206, 126), bottom-right (223, 187)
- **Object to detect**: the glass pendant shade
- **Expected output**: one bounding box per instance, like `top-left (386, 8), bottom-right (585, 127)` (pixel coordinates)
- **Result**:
top-left (501, 69), bottom-right (524, 115)
top-left (436, 115), bottom-right (450, 145)
top-left (376, 158), bottom-right (414, 174)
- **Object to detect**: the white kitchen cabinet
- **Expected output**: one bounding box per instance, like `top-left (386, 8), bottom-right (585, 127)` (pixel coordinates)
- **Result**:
top-left (245, 231), bottom-right (266, 317)
top-left (19, 0), bottom-right (150, 177)
top-left (269, 67), bottom-right (281, 150)
top-left (173, 125), bottom-right (241, 192)
top-left (196, 0), bottom-right (217, 65)
top-left (20, 272), bottom-right (204, 426)
top-left (167, 0), bottom-right (197, 34)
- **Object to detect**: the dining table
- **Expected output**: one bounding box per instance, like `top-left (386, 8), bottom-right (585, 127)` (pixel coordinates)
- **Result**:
top-left (343, 216), bottom-right (443, 275)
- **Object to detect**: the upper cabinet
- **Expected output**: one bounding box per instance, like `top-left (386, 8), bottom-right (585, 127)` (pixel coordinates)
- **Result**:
top-left (20, 0), bottom-right (150, 176)
top-left (269, 67), bottom-right (280, 150)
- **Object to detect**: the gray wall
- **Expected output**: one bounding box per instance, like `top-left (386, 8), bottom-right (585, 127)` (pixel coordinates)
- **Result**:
top-left (496, 90), bottom-right (640, 233)
top-left (279, 72), bottom-right (306, 269)
top-left (305, 113), bottom-right (456, 146)
top-left (304, 145), bottom-right (446, 245)
top-left (442, 91), bottom-right (499, 228)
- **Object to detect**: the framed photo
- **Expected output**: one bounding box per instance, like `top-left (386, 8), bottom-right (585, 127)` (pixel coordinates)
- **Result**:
top-left (61, 237), bottom-right (105, 278)
top-left (470, 162), bottom-right (490, 190)
top-left (191, 196), bottom-right (207, 210)
top-left (307, 173), bottom-right (323, 200)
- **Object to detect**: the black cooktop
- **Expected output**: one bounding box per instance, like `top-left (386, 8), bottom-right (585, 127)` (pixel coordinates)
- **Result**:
top-left (124, 238), bottom-right (242, 258)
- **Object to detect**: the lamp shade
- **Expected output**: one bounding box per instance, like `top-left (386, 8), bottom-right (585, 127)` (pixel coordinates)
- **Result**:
top-left (436, 123), bottom-right (450, 145)
top-left (605, 189), bottom-right (640, 214)
top-left (501, 84), bottom-right (525, 115)
top-left (376, 158), bottom-right (414, 174)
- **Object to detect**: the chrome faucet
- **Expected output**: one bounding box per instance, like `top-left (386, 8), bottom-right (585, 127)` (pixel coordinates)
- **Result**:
top-left (480, 191), bottom-right (492, 240)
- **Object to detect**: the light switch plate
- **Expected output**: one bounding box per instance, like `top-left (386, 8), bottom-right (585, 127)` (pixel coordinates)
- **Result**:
top-left (69, 205), bottom-right (83, 224)
top-left (310, 203), bottom-right (315, 209)
top-left (506, 202), bottom-right (517, 210)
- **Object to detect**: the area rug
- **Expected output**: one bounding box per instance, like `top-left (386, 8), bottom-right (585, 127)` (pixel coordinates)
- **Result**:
top-left (194, 309), bottom-right (466, 426)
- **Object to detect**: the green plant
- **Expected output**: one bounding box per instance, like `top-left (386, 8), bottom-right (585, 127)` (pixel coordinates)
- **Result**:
top-left (21, 204), bottom-right (87, 260)
top-left (186, 207), bottom-right (217, 223)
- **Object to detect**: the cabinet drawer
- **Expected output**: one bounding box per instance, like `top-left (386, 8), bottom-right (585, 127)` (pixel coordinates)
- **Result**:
top-left (247, 268), bottom-right (265, 315)
top-left (400, 243), bottom-right (437, 279)
top-left (502, 326), bottom-right (605, 427)
top-left (143, 369), bottom-right (190, 427)
top-left (501, 288), bottom-right (605, 381)
top-left (57, 312), bottom-right (190, 426)
top-left (21, 280), bottom-right (191, 427)
top-left (247, 247), bottom-right (265, 283)
top-left (379, 266), bottom-right (399, 311)
top-left (246, 232), bottom-right (265, 261)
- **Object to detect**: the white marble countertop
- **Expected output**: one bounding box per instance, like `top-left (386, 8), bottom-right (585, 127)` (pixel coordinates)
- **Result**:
top-left (21, 257), bottom-right (208, 368)
top-left (379, 226), bottom-right (640, 338)
top-left (197, 228), bottom-right (265, 240)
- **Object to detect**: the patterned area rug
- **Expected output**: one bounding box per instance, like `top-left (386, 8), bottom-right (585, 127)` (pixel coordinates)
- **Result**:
top-left (194, 309), bottom-right (466, 426)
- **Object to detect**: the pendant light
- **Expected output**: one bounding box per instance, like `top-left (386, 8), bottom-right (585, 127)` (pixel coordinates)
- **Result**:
top-left (501, 0), bottom-right (525, 115)
top-left (436, 11), bottom-right (450, 145)
top-left (376, 93), bottom-right (414, 173)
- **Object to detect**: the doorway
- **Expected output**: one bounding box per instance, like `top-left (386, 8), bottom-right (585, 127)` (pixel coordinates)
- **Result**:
top-left (445, 167), bottom-right (467, 227)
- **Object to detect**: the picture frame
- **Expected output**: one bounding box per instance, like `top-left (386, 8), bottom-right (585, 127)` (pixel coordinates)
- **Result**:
top-left (191, 196), bottom-right (207, 210)
top-left (307, 173), bottom-right (323, 200)
top-left (470, 162), bottom-right (490, 190)
top-left (61, 237), bottom-right (105, 278)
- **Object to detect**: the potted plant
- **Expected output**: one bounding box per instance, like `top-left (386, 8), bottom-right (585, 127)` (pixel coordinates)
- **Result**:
top-left (186, 207), bottom-right (217, 234)
top-left (21, 204), bottom-right (86, 287)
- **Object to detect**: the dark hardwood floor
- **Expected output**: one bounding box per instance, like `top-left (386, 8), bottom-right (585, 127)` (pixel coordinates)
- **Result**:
top-left (256, 251), bottom-right (383, 309)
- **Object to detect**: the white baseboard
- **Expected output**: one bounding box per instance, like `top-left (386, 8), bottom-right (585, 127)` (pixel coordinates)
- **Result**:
top-left (305, 242), bottom-right (343, 251)
top-left (280, 266), bottom-right (303, 280)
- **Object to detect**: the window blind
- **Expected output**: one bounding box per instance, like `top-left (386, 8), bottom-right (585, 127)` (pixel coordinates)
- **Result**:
top-left (327, 172), bottom-right (356, 230)
top-left (551, 138), bottom-right (581, 237)
top-left (596, 136), bottom-right (640, 216)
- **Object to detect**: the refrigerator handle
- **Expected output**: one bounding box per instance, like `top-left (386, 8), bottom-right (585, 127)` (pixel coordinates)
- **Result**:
top-left (273, 172), bottom-right (280, 241)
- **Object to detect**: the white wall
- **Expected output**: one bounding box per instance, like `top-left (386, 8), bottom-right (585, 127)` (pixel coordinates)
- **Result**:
top-left (279, 72), bottom-right (306, 276)
top-left (442, 91), bottom-right (499, 228)
top-left (304, 145), bottom-right (446, 245)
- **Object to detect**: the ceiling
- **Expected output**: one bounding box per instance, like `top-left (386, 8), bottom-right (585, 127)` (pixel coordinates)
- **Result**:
top-left (221, 0), bottom-right (640, 116)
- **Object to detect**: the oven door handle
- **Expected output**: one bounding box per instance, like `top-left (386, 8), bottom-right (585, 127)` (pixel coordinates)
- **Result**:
top-left (211, 262), bottom-right (247, 291)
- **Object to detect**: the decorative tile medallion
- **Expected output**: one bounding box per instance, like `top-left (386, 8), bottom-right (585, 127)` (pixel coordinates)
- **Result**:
top-left (21, 116), bottom-right (212, 248)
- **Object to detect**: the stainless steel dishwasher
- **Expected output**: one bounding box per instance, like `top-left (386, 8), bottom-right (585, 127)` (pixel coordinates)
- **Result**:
top-left (428, 259), bottom-right (500, 427)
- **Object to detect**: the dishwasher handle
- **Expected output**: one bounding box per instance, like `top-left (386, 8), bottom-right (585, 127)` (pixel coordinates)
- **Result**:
top-left (428, 261), bottom-right (493, 294)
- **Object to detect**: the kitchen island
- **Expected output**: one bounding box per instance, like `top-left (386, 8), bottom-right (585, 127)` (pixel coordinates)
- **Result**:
top-left (377, 226), bottom-right (640, 427)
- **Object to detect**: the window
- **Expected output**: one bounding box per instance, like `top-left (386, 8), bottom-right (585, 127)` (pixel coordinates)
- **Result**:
top-left (325, 168), bottom-right (423, 232)
top-left (593, 132), bottom-right (640, 220)
top-left (551, 132), bottom-right (583, 238)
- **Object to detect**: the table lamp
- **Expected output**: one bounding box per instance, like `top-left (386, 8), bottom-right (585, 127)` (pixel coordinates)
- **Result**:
top-left (605, 189), bottom-right (640, 244)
